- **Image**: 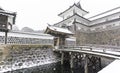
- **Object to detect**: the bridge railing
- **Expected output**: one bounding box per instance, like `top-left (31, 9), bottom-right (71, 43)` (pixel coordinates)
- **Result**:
top-left (61, 45), bottom-right (120, 55)
top-left (63, 46), bottom-right (92, 50)
top-left (85, 44), bottom-right (120, 51)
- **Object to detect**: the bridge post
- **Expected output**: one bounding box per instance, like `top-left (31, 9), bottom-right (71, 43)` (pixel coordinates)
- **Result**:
top-left (84, 54), bottom-right (88, 73)
top-left (61, 52), bottom-right (64, 65)
top-left (99, 57), bottom-right (102, 70)
top-left (69, 52), bottom-right (74, 69)
top-left (80, 47), bottom-right (82, 50)
top-left (5, 31), bottom-right (8, 44)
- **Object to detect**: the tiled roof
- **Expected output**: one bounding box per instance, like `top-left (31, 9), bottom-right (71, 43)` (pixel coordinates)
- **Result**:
top-left (88, 6), bottom-right (120, 20)
top-left (58, 3), bottom-right (88, 16)
top-left (0, 7), bottom-right (16, 24)
top-left (90, 18), bottom-right (120, 27)
top-left (0, 31), bottom-right (53, 39)
top-left (0, 7), bottom-right (4, 11)
top-left (46, 25), bottom-right (74, 35)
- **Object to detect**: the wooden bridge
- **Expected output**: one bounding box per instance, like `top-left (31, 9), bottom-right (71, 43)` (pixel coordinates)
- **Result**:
top-left (54, 45), bottom-right (120, 73)
top-left (54, 45), bottom-right (120, 59)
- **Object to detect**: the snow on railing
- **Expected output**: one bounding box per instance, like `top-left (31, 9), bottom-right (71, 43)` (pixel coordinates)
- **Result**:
top-left (61, 45), bottom-right (120, 56)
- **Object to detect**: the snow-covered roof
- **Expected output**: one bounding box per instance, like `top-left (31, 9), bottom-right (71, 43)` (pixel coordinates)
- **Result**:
top-left (0, 7), bottom-right (16, 17)
top-left (0, 31), bottom-right (54, 39)
top-left (58, 3), bottom-right (88, 17)
top-left (88, 6), bottom-right (120, 21)
top-left (98, 59), bottom-right (120, 73)
top-left (0, 7), bottom-right (16, 24)
top-left (0, 7), bottom-right (4, 11)
top-left (46, 25), bottom-right (74, 35)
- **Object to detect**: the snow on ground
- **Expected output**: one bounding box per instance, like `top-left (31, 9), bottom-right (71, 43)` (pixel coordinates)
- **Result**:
top-left (98, 59), bottom-right (120, 73)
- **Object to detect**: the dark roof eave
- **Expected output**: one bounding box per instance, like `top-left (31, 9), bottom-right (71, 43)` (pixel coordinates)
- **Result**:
top-left (75, 13), bottom-right (91, 22)
top-left (54, 13), bottom-right (91, 26)
top-left (0, 11), bottom-right (16, 16)
top-left (54, 14), bottom-right (75, 25)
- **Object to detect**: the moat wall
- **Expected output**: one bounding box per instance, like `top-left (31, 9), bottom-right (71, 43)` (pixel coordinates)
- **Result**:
top-left (0, 45), bottom-right (115, 73)
top-left (0, 45), bottom-right (60, 72)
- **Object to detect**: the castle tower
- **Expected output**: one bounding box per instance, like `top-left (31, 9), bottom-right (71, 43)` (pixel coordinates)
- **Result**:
top-left (58, 2), bottom-right (88, 19)
top-left (54, 2), bottom-right (90, 33)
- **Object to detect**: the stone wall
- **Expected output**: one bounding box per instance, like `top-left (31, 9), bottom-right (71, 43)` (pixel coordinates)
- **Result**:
top-left (0, 45), bottom-right (60, 72)
top-left (76, 27), bottom-right (120, 46)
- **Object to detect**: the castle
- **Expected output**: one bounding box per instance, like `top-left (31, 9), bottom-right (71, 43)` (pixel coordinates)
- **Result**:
top-left (1, 2), bottom-right (120, 46)
top-left (0, 7), bottom-right (75, 47)
top-left (52, 2), bottom-right (120, 33)
top-left (47, 2), bottom-right (120, 45)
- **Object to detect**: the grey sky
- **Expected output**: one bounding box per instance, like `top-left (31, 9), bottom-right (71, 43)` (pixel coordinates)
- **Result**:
top-left (0, 0), bottom-right (120, 30)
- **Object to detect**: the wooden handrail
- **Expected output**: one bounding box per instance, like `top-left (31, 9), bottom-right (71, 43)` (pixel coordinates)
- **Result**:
top-left (61, 45), bottom-right (120, 52)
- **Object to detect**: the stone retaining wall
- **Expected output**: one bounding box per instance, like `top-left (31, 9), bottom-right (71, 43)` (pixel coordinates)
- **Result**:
top-left (0, 45), bottom-right (60, 72)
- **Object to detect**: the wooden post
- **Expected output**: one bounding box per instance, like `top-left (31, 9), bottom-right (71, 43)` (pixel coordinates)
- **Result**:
top-left (99, 57), bottom-right (102, 70)
top-left (61, 52), bottom-right (64, 65)
top-left (57, 37), bottom-right (60, 49)
top-left (70, 53), bottom-right (74, 69)
top-left (80, 47), bottom-right (82, 50)
top-left (84, 54), bottom-right (88, 73)
top-left (90, 47), bottom-right (92, 51)
top-left (5, 31), bottom-right (7, 44)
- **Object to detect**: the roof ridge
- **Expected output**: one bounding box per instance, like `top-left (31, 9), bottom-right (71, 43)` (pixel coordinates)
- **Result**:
top-left (0, 6), bottom-right (4, 11)
top-left (58, 2), bottom-right (88, 16)
top-left (88, 6), bottom-right (120, 19)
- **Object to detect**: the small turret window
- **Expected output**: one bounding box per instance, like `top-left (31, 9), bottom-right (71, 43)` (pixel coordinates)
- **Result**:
top-left (61, 24), bottom-right (67, 28)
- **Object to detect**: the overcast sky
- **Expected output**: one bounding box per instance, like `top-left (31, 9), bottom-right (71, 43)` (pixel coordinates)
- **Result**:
top-left (0, 0), bottom-right (120, 30)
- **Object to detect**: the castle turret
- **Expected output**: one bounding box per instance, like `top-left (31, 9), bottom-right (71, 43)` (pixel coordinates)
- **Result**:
top-left (54, 2), bottom-right (90, 33)
top-left (58, 2), bottom-right (88, 19)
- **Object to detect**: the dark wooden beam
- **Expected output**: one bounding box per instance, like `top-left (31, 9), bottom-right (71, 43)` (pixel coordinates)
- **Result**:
top-left (5, 31), bottom-right (8, 44)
